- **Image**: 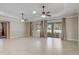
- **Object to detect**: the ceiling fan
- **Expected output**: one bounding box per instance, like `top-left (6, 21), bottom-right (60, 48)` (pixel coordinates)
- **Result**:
top-left (20, 5), bottom-right (51, 22)
top-left (21, 13), bottom-right (28, 22)
top-left (41, 5), bottom-right (51, 18)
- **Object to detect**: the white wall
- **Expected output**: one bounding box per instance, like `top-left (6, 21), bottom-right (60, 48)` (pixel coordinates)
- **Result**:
top-left (66, 16), bottom-right (78, 41)
top-left (10, 21), bottom-right (26, 38)
top-left (0, 15), bottom-right (26, 39)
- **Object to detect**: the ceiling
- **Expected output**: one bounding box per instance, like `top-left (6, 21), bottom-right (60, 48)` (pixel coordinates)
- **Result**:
top-left (0, 3), bottom-right (79, 21)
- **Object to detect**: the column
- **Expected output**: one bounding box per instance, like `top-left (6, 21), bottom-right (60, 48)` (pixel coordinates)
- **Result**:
top-left (40, 20), bottom-right (47, 37)
top-left (26, 22), bottom-right (32, 37)
top-left (78, 14), bottom-right (79, 45)
top-left (62, 18), bottom-right (66, 40)
top-left (40, 21), bottom-right (44, 37)
top-left (43, 20), bottom-right (47, 37)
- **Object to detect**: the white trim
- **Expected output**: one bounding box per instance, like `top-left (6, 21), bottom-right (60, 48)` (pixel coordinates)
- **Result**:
top-left (0, 11), bottom-right (18, 19)
top-left (66, 15), bottom-right (78, 19)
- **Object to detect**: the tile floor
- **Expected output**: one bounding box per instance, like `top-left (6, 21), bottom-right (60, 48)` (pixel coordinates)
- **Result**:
top-left (0, 37), bottom-right (78, 55)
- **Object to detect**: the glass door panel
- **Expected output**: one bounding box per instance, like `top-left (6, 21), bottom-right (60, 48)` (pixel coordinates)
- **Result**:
top-left (47, 23), bottom-right (62, 38)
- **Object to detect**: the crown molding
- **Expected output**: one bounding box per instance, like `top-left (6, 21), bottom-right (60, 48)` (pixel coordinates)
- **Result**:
top-left (0, 10), bottom-right (18, 19)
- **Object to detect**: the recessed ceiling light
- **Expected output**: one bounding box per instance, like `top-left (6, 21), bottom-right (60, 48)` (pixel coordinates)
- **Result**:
top-left (32, 11), bottom-right (37, 14)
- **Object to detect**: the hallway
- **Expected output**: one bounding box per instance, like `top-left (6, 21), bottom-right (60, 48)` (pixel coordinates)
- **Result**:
top-left (0, 37), bottom-right (78, 55)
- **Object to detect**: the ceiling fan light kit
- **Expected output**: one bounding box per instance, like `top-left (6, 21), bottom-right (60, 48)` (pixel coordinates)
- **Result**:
top-left (41, 5), bottom-right (51, 18)
top-left (41, 14), bottom-right (46, 18)
top-left (21, 13), bottom-right (28, 22)
top-left (21, 19), bottom-right (25, 22)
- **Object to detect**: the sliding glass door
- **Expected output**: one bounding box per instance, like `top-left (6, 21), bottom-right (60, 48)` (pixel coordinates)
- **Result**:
top-left (47, 22), bottom-right (62, 38)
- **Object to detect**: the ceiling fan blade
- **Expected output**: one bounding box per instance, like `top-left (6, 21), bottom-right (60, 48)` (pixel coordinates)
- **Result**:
top-left (24, 19), bottom-right (28, 20)
top-left (46, 11), bottom-right (51, 14)
top-left (46, 11), bottom-right (51, 17)
top-left (46, 14), bottom-right (51, 16)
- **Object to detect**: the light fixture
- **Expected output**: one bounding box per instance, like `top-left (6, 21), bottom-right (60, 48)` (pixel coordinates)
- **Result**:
top-left (32, 11), bottom-right (37, 14)
top-left (21, 13), bottom-right (25, 22)
top-left (20, 13), bottom-right (28, 22)
top-left (21, 19), bottom-right (24, 22)
top-left (41, 5), bottom-right (51, 18)
top-left (20, 12), bottom-right (29, 22)
top-left (41, 14), bottom-right (46, 18)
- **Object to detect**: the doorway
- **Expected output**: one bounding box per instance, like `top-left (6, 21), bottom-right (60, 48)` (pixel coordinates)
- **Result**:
top-left (0, 22), bottom-right (10, 39)
top-left (47, 22), bottom-right (62, 38)
top-left (31, 21), bottom-right (41, 37)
